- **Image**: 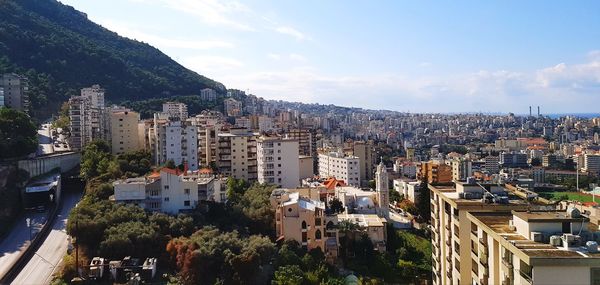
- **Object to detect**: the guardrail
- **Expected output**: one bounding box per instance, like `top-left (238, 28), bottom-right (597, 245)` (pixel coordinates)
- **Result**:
top-left (0, 197), bottom-right (64, 285)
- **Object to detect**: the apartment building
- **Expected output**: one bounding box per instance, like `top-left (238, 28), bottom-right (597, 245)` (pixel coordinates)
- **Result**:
top-left (162, 102), bottom-right (188, 121)
top-left (224, 98), bottom-right (242, 117)
top-left (152, 113), bottom-right (198, 170)
top-left (393, 178), bottom-right (420, 203)
top-left (429, 181), bottom-right (536, 285)
top-left (216, 128), bottom-right (259, 182)
top-left (484, 156), bottom-right (500, 174)
top-left (299, 155), bottom-right (315, 180)
top-left (500, 152), bottom-right (529, 168)
top-left (113, 168), bottom-right (222, 214)
top-left (318, 151), bottom-right (361, 186)
top-left (109, 109), bottom-right (142, 155)
top-left (189, 111), bottom-right (224, 168)
top-left (257, 136), bottom-right (300, 188)
top-left (81, 84), bottom-right (105, 109)
top-left (200, 88), bottom-right (217, 101)
top-left (465, 209), bottom-right (600, 285)
top-left (584, 154), bottom-right (600, 175)
top-left (452, 159), bottom-right (473, 182)
top-left (352, 141), bottom-right (375, 186)
top-left (284, 129), bottom-right (315, 157)
top-left (0, 73), bottom-right (29, 112)
top-left (419, 161), bottom-right (452, 184)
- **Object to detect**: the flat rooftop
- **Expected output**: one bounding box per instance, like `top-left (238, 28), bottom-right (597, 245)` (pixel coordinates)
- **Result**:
top-left (513, 211), bottom-right (590, 223)
top-left (431, 184), bottom-right (529, 206)
top-left (338, 213), bottom-right (386, 227)
top-left (471, 212), bottom-right (600, 259)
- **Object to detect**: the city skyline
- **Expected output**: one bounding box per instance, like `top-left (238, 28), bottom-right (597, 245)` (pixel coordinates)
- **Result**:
top-left (60, 0), bottom-right (600, 113)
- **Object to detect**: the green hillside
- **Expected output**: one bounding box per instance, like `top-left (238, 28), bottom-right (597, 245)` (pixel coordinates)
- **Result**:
top-left (0, 0), bottom-right (225, 119)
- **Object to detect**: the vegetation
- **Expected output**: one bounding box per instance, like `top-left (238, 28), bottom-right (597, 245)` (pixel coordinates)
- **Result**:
top-left (415, 179), bottom-right (431, 222)
top-left (0, 108), bottom-right (38, 159)
top-left (166, 226), bottom-right (275, 285)
top-left (539, 191), bottom-right (598, 203)
top-left (545, 176), bottom-right (599, 191)
top-left (80, 140), bottom-right (152, 180)
top-left (0, 0), bottom-right (225, 118)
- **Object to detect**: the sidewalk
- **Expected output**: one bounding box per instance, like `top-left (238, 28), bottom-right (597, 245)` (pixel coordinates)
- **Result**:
top-left (0, 211), bottom-right (47, 279)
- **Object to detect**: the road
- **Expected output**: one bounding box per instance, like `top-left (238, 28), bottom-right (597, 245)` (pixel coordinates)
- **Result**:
top-left (0, 212), bottom-right (46, 279)
top-left (11, 193), bottom-right (81, 285)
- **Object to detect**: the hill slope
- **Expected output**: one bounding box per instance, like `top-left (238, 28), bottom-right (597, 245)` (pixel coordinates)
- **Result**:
top-left (0, 0), bottom-right (225, 118)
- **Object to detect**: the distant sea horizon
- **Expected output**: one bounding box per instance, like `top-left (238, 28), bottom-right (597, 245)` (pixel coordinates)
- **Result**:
top-left (544, 113), bottom-right (600, 119)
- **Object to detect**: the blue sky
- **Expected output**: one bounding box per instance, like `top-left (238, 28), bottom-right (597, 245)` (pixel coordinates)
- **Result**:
top-left (60, 0), bottom-right (600, 113)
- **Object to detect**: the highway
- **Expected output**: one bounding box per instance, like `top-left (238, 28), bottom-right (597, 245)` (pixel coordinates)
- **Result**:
top-left (0, 212), bottom-right (45, 280)
top-left (11, 193), bottom-right (81, 285)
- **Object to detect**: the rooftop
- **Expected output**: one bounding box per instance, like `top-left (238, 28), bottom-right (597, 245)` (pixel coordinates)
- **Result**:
top-left (512, 210), bottom-right (590, 223)
top-left (338, 214), bottom-right (386, 227)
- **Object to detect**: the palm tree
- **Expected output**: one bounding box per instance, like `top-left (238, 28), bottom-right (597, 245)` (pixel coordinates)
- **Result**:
top-left (336, 220), bottom-right (361, 263)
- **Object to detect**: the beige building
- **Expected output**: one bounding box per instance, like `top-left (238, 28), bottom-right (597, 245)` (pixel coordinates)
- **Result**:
top-left (257, 136), bottom-right (300, 188)
top-left (110, 109), bottom-right (142, 155)
top-left (0, 73), bottom-right (29, 112)
top-left (299, 155), bottom-right (314, 180)
top-left (217, 128), bottom-right (258, 182)
top-left (429, 181), bottom-right (600, 285)
top-left (352, 141), bottom-right (375, 186)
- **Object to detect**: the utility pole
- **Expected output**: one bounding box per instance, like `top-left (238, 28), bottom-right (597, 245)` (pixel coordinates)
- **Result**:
top-left (75, 220), bottom-right (79, 278)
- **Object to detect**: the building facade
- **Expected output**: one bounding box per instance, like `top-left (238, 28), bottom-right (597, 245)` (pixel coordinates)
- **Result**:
top-left (0, 73), bottom-right (29, 112)
top-left (257, 136), bottom-right (300, 188)
top-left (318, 151), bottom-right (361, 186)
top-left (109, 109), bottom-right (142, 155)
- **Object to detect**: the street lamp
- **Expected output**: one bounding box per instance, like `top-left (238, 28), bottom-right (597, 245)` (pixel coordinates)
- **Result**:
top-left (26, 217), bottom-right (32, 241)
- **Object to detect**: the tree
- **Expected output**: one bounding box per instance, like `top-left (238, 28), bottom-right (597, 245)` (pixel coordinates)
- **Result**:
top-left (328, 198), bottom-right (344, 214)
top-left (416, 179), bottom-right (431, 222)
top-left (273, 265), bottom-right (304, 285)
top-left (165, 159), bottom-right (177, 169)
top-left (389, 188), bottom-right (403, 204)
top-left (80, 140), bottom-right (112, 180)
top-left (0, 108), bottom-right (38, 158)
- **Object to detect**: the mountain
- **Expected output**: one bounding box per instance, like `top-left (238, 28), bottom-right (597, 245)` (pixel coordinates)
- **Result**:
top-left (0, 0), bottom-right (226, 119)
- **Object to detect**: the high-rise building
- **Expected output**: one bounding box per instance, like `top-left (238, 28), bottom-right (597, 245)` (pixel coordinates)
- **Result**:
top-left (0, 73), bottom-right (29, 112)
top-left (429, 182), bottom-right (531, 285)
top-left (318, 151), bottom-right (361, 186)
top-left (80, 84), bottom-right (105, 109)
top-left (257, 136), bottom-right (300, 188)
top-left (484, 156), bottom-right (500, 174)
top-left (353, 141), bottom-right (375, 186)
top-left (452, 159), bottom-right (473, 182)
top-left (584, 154), bottom-right (600, 175)
top-left (200, 88), bottom-right (217, 101)
top-left (110, 109), bottom-right (142, 155)
top-left (216, 128), bottom-right (259, 182)
top-left (162, 102), bottom-right (188, 121)
top-left (190, 111), bottom-right (223, 168)
top-left (500, 152), bottom-right (528, 168)
top-left (152, 113), bottom-right (198, 170)
top-left (68, 85), bottom-right (109, 150)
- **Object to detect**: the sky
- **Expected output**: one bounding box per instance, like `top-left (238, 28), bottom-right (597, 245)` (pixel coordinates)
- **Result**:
top-left (59, 0), bottom-right (600, 114)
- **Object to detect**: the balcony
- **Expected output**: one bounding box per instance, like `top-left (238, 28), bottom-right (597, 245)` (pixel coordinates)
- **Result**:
top-left (519, 270), bottom-right (532, 285)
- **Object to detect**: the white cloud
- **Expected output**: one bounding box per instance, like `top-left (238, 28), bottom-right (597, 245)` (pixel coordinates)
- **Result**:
top-left (267, 53), bottom-right (282, 60)
top-left (181, 55), bottom-right (243, 73)
top-left (217, 53), bottom-right (600, 113)
top-left (275, 26), bottom-right (308, 41)
top-left (145, 0), bottom-right (255, 31)
top-left (289, 53), bottom-right (306, 61)
top-left (97, 19), bottom-right (234, 50)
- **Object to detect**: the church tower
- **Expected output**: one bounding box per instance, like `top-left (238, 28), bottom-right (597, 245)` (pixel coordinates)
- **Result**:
top-left (376, 159), bottom-right (389, 217)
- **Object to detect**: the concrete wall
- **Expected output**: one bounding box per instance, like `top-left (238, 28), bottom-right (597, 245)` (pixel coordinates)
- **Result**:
top-left (18, 152), bottom-right (80, 178)
top-left (533, 266), bottom-right (591, 285)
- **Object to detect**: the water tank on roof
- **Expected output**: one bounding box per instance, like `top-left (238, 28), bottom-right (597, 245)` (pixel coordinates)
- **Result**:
top-left (356, 197), bottom-right (375, 210)
top-left (567, 206), bottom-right (581, 218)
top-left (586, 241), bottom-right (599, 253)
top-left (550, 235), bottom-right (562, 246)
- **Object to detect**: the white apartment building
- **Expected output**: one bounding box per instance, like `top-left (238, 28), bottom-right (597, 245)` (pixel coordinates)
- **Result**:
top-left (113, 168), bottom-right (222, 214)
top-left (190, 111), bottom-right (224, 168)
top-left (0, 73), bottom-right (29, 112)
top-left (217, 128), bottom-right (259, 182)
top-left (257, 136), bottom-right (300, 188)
top-left (200, 88), bottom-right (217, 101)
top-left (80, 84), bottom-right (105, 109)
top-left (452, 159), bottom-right (473, 182)
top-left (68, 85), bottom-right (108, 150)
top-left (162, 102), bottom-right (188, 120)
top-left (153, 113), bottom-right (198, 170)
top-left (318, 151), bottom-right (361, 186)
top-left (393, 178), bottom-right (420, 203)
top-left (584, 154), bottom-right (600, 175)
top-left (109, 109), bottom-right (142, 155)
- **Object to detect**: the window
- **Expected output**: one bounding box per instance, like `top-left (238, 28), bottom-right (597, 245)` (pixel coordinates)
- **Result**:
top-left (302, 221), bottom-right (307, 229)
top-left (164, 197), bottom-right (170, 202)
top-left (184, 189), bottom-right (190, 195)
top-left (315, 230), bottom-right (322, 240)
top-left (184, 200), bottom-right (190, 206)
